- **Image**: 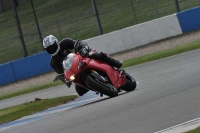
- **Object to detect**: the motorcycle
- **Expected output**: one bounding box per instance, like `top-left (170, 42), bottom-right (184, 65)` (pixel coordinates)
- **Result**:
top-left (54, 40), bottom-right (137, 97)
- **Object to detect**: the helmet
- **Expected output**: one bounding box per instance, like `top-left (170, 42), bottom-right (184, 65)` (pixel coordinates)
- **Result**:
top-left (43, 35), bottom-right (60, 56)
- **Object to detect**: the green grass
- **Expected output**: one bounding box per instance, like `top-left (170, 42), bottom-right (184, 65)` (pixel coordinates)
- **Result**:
top-left (0, 95), bottom-right (78, 124)
top-left (186, 126), bottom-right (200, 133)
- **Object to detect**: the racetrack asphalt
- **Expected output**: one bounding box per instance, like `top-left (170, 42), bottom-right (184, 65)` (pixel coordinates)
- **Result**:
top-left (0, 84), bottom-right (77, 109)
top-left (1, 49), bottom-right (200, 133)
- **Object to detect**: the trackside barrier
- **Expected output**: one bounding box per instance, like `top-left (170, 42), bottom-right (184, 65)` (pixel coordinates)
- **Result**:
top-left (85, 14), bottom-right (182, 54)
top-left (177, 6), bottom-right (200, 33)
top-left (11, 52), bottom-right (52, 81)
top-left (1, 6), bottom-right (200, 86)
top-left (0, 52), bottom-right (52, 86)
top-left (0, 63), bottom-right (16, 85)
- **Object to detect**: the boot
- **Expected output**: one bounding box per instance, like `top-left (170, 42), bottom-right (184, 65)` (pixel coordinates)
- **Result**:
top-left (106, 56), bottom-right (123, 69)
top-left (89, 52), bottom-right (123, 69)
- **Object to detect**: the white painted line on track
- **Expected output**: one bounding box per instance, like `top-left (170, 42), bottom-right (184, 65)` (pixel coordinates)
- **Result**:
top-left (155, 117), bottom-right (200, 133)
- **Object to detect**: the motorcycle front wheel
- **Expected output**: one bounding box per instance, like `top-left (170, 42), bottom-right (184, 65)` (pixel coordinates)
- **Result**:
top-left (123, 73), bottom-right (137, 92)
top-left (85, 75), bottom-right (118, 97)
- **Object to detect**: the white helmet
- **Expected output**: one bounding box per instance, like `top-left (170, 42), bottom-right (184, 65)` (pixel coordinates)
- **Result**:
top-left (43, 35), bottom-right (60, 56)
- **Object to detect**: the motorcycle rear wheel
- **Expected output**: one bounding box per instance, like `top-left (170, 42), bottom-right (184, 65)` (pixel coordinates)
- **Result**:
top-left (85, 75), bottom-right (118, 97)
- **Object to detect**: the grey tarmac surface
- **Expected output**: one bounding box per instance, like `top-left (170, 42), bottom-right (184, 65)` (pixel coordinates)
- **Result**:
top-left (1, 49), bottom-right (200, 133)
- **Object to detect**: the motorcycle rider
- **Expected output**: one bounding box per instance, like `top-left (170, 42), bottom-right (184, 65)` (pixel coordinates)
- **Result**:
top-left (43, 35), bottom-right (123, 96)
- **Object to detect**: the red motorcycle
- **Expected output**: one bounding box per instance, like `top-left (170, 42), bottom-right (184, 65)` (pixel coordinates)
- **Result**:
top-left (54, 41), bottom-right (137, 97)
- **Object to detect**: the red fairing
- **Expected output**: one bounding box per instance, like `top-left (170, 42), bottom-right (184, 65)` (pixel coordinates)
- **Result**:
top-left (85, 59), bottom-right (126, 89)
top-left (63, 53), bottom-right (126, 91)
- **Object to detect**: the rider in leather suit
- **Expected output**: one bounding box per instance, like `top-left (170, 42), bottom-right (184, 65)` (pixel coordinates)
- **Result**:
top-left (43, 35), bottom-right (123, 96)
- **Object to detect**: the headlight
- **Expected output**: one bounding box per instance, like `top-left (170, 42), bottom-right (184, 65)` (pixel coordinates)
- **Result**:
top-left (70, 74), bottom-right (76, 81)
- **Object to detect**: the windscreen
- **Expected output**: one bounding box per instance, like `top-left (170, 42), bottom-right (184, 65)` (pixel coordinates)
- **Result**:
top-left (62, 53), bottom-right (74, 70)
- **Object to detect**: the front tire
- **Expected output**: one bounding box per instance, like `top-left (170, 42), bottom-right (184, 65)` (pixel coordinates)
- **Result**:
top-left (75, 84), bottom-right (89, 96)
top-left (85, 75), bottom-right (118, 97)
top-left (123, 73), bottom-right (137, 92)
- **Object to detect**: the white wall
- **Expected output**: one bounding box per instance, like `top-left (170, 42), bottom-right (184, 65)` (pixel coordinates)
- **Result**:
top-left (85, 14), bottom-right (183, 55)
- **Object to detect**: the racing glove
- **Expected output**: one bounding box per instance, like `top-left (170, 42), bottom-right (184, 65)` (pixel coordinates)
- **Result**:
top-left (76, 41), bottom-right (91, 57)
top-left (65, 80), bottom-right (72, 88)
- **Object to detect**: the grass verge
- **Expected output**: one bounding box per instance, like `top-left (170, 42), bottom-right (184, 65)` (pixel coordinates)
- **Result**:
top-left (186, 126), bottom-right (200, 133)
top-left (0, 95), bottom-right (78, 124)
top-left (122, 40), bottom-right (200, 68)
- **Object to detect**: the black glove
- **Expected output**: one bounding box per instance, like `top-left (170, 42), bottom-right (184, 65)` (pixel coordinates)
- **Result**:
top-left (77, 41), bottom-right (91, 57)
top-left (65, 81), bottom-right (72, 88)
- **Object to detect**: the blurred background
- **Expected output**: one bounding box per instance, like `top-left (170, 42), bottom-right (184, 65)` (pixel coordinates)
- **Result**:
top-left (0, 0), bottom-right (199, 64)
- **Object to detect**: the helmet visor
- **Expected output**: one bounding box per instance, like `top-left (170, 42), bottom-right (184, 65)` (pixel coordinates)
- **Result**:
top-left (45, 42), bottom-right (58, 55)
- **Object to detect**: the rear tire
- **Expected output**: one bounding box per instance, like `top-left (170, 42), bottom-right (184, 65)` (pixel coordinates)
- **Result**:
top-left (123, 73), bottom-right (137, 92)
top-left (85, 75), bottom-right (118, 97)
